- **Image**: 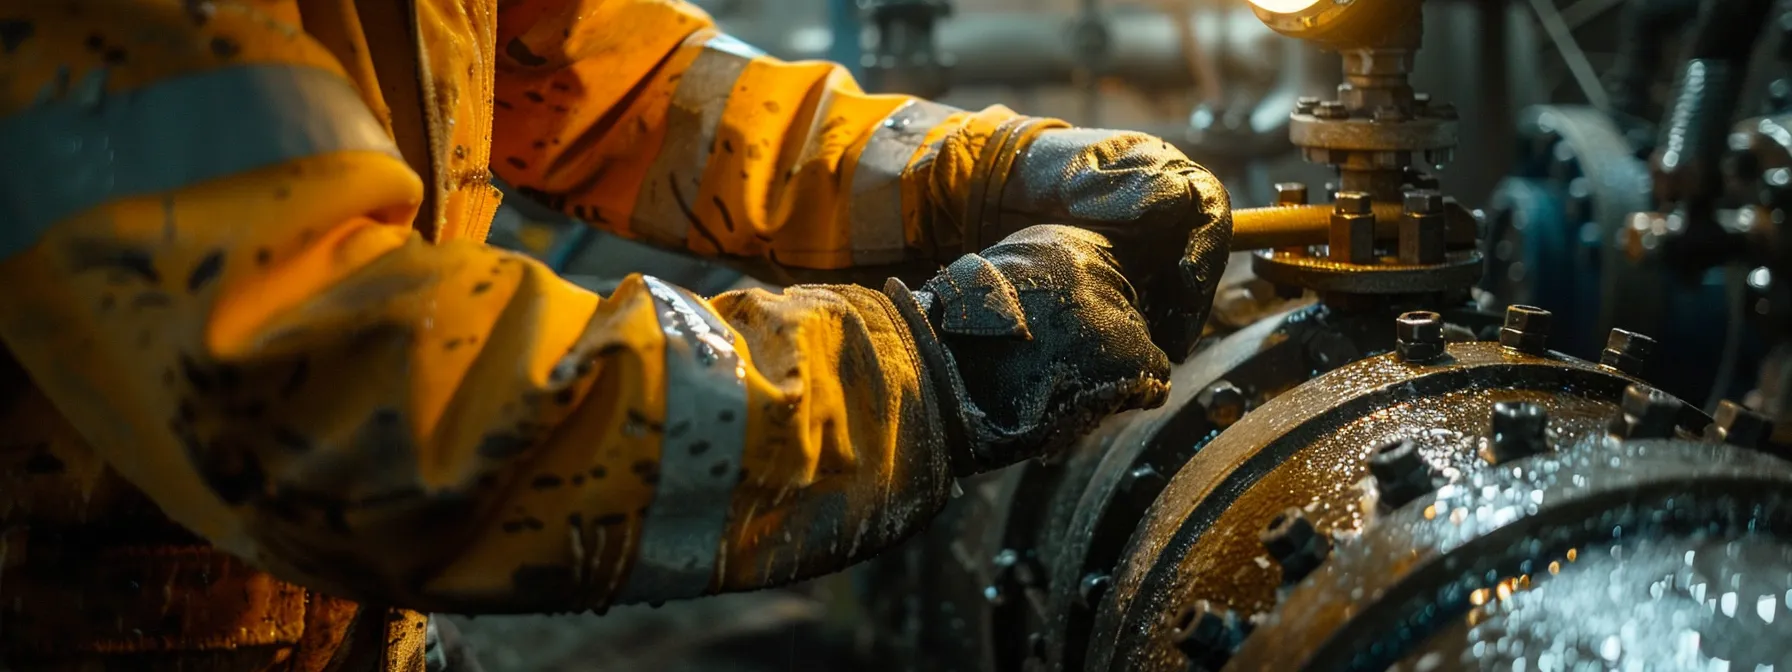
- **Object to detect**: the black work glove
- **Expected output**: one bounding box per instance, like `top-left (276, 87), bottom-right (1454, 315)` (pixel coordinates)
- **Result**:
top-left (884, 225), bottom-right (1172, 474)
top-left (940, 121), bottom-right (1234, 363)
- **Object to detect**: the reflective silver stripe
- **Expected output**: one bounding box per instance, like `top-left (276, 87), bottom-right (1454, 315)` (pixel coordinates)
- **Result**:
top-left (629, 34), bottom-right (766, 247)
top-left (849, 100), bottom-right (956, 266)
top-left (617, 276), bottom-right (749, 602)
top-left (0, 64), bottom-right (401, 259)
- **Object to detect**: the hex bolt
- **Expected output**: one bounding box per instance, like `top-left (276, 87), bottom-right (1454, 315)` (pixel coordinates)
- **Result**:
top-left (1498, 305), bottom-right (1552, 355)
top-left (1121, 463), bottom-right (1168, 511)
top-left (1395, 311), bottom-right (1445, 363)
top-left (1487, 401), bottom-right (1549, 464)
top-left (1398, 189), bottom-right (1447, 265)
top-left (1315, 101), bottom-right (1349, 120)
top-left (1260, 507), bottom-right (1330, 585)
top-left (1598, 328), bottom-right (1657, 376)
top-left (1295, 96), bottom-right (1320, 115)
top-left (1197, 381), bottom-right (1247, 428)
top-left (1329, 192), bottom-right (1377, 265)
top-left (1274, 182), bottom-right (1309, 206)
top-left (1173, 601), bottom-right (1246, 671)
top-left (1712, 400), bottom-right (1773, 449)
top-left (1078, 573), bottom-right (1112, 609)
top-left (1615, 384), bottom-right (1681, 440)
top-left (1373, 105), bottom-right (1409, 122)
top-left (1369, 439), bottom-right (1436, 509)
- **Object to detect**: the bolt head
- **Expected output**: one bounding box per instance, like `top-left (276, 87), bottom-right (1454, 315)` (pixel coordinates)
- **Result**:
top-left (1489, 401), bottom-right (1549, 462)
top-left (1173, 601), bottom-right (1243, 667)
top-left (1499, 305), bottom-right (1552, 354)
top-left (1197, 381), bottom-right (1247, 428)
top-left (1260, 508), bottom-right (1316, 560)
top-left (1403, 189), bottom-right (1444, 215)
top-left (1369, 439), bottom-right (1435, 508)
top-left (1295, 96), bottom-right (1321, 114)
top-left (1316, 101), bottom-right (1349, 119)
top-left (1395, 311), bottom-right (1445, 363)
top-left (1617, 384), bottom-right (1682, 439)
top-left (1600, 328), bottom-right (1657, 375)
top-left (1078, 573), bottom-right (1113, 608)
top-left (1714, 400), bottom-right (1773, 448)
top-left (1334, 191), bottom-right (1373, 215)
top-left (1274, 182), bottom-right (1310, 206)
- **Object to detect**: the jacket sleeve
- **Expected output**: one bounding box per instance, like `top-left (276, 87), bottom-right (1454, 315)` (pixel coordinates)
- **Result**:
top-left (489, 0), bottom-right (1024, 272)
top-left (0, 1), bottom-right (953, 613)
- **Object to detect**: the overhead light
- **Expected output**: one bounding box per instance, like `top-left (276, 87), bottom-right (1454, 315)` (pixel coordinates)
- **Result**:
top-left (1247, 0), bottom-right (1322, 14)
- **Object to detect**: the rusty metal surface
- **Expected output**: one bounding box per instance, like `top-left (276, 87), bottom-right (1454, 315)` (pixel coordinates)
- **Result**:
top-left (1251, 248), bottom-right (1484, 295)
top-left (1087, 341), bottom-right (1711, 672)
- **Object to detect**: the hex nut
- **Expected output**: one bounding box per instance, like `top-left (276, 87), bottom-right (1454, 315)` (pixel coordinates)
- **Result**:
top-left (1487, 401), bottom-right (1548, 463)
top-left (1395, 311), bottom-right (1445, 363)
top-left (1316, 101), bottom-right (1349, 120)
top-left (1368, 439), bottom-right (1435, 509)
top-left (1498, 305), bottom-right (1552, 355)
top-left (1330, 192), bottom-right (1376, 264)
top-left (1599, 328), bottom-right (1657, 376)
top-left (1173, 601), bottom-right (1246, 670)
top-left (1260, 508), bottom-right (1330, 585)
top-left (1274, 182), bottom-right (1309, 206)
top-left (1399, 190), bottom-right (1447, 265)
top-left (1197, 381), bottom-right (1247, 428)
top-left (1078, 573), bottom-right (1112, 609)
top-left (1616, 384), bottom-right (1681, 440)
top-left (1713, 400), bottom-right (1772, 449)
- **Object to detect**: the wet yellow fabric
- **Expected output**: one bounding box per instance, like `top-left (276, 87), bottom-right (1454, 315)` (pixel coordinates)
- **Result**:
top-left (0, 0), bottom-right (1042, 646)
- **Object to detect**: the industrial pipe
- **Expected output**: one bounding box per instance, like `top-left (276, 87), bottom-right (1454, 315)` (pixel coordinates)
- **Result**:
top-left (1230, 203), bottom-right (1476, 250)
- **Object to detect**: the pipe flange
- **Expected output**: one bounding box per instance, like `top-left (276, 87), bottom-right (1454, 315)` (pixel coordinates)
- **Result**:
top-left (1249, 248), bottom-right (1482, 295)
top-left (1289, 114), bottom-right (1459, 154)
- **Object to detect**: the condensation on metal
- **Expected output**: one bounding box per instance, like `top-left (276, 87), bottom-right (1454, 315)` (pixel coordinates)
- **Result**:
top-left (0, 64), bottom-right (401, 258)
top-left (1229, 438), bottom-right (1792, 670)
top-left (616, 276), bottom-right (749, 602)
top-left (848, 100), bottom-right (954, 266)
top-left (628, 34), bottom-right (765, 247)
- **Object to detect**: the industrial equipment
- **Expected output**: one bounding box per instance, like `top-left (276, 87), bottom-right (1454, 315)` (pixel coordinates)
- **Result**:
top-left (857, 2), bottom-right (1792, 670)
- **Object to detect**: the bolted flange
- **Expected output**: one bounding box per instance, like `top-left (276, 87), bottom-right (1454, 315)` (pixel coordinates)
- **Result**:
top-left (1614, 384), bottom-right (1681, 440)
top-left (1329, 192), bottom-right (1376, 265)
top-left (1498, 305), bottom-right (1552, 355)
top-left (1598, 328), bottom-right (1657, 376)
top-left (1711, 400), bottom-right (1772, 449)
top-left (1368, 439), bottom-right (1436, 509)
top-left (1172, 600), bottom-right (1248, 672)
top-left (1394, 311), bottom-right (1445, 363)
top-left (1486, 401), bottom-right (1548, 464)
top-left (1260, 508), bottom-right (1330, 585)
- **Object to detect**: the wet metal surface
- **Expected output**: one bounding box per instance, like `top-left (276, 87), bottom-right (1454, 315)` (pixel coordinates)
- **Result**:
top-left (1088, 342), bottom-right (1711, 671)
top-left (1231, 439), bottom-right (1792, 671)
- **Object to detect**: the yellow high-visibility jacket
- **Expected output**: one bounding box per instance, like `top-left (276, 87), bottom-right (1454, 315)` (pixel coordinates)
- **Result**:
top-left (0, 0), bottom-right (1051, 668)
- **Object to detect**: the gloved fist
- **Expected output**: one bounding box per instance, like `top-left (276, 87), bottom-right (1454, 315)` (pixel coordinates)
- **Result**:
top-left (934, 118), bottom-right (1234, 362)
top-left (884, 225), bottom-right (1171, 474)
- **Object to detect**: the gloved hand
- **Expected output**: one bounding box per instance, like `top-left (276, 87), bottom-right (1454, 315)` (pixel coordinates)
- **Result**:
top-left (929, 116), bottom-right (1234, 362)
top-left (884, 225), bottom-right (1172, 474)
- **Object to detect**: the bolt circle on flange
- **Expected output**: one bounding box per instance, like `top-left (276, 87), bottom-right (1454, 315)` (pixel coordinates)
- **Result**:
top-left (1395, 311), bottom-right (1445, 363)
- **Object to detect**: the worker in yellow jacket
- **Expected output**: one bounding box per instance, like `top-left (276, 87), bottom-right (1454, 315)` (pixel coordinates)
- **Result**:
top-left (0, 0), bottom-right (1231, 669)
